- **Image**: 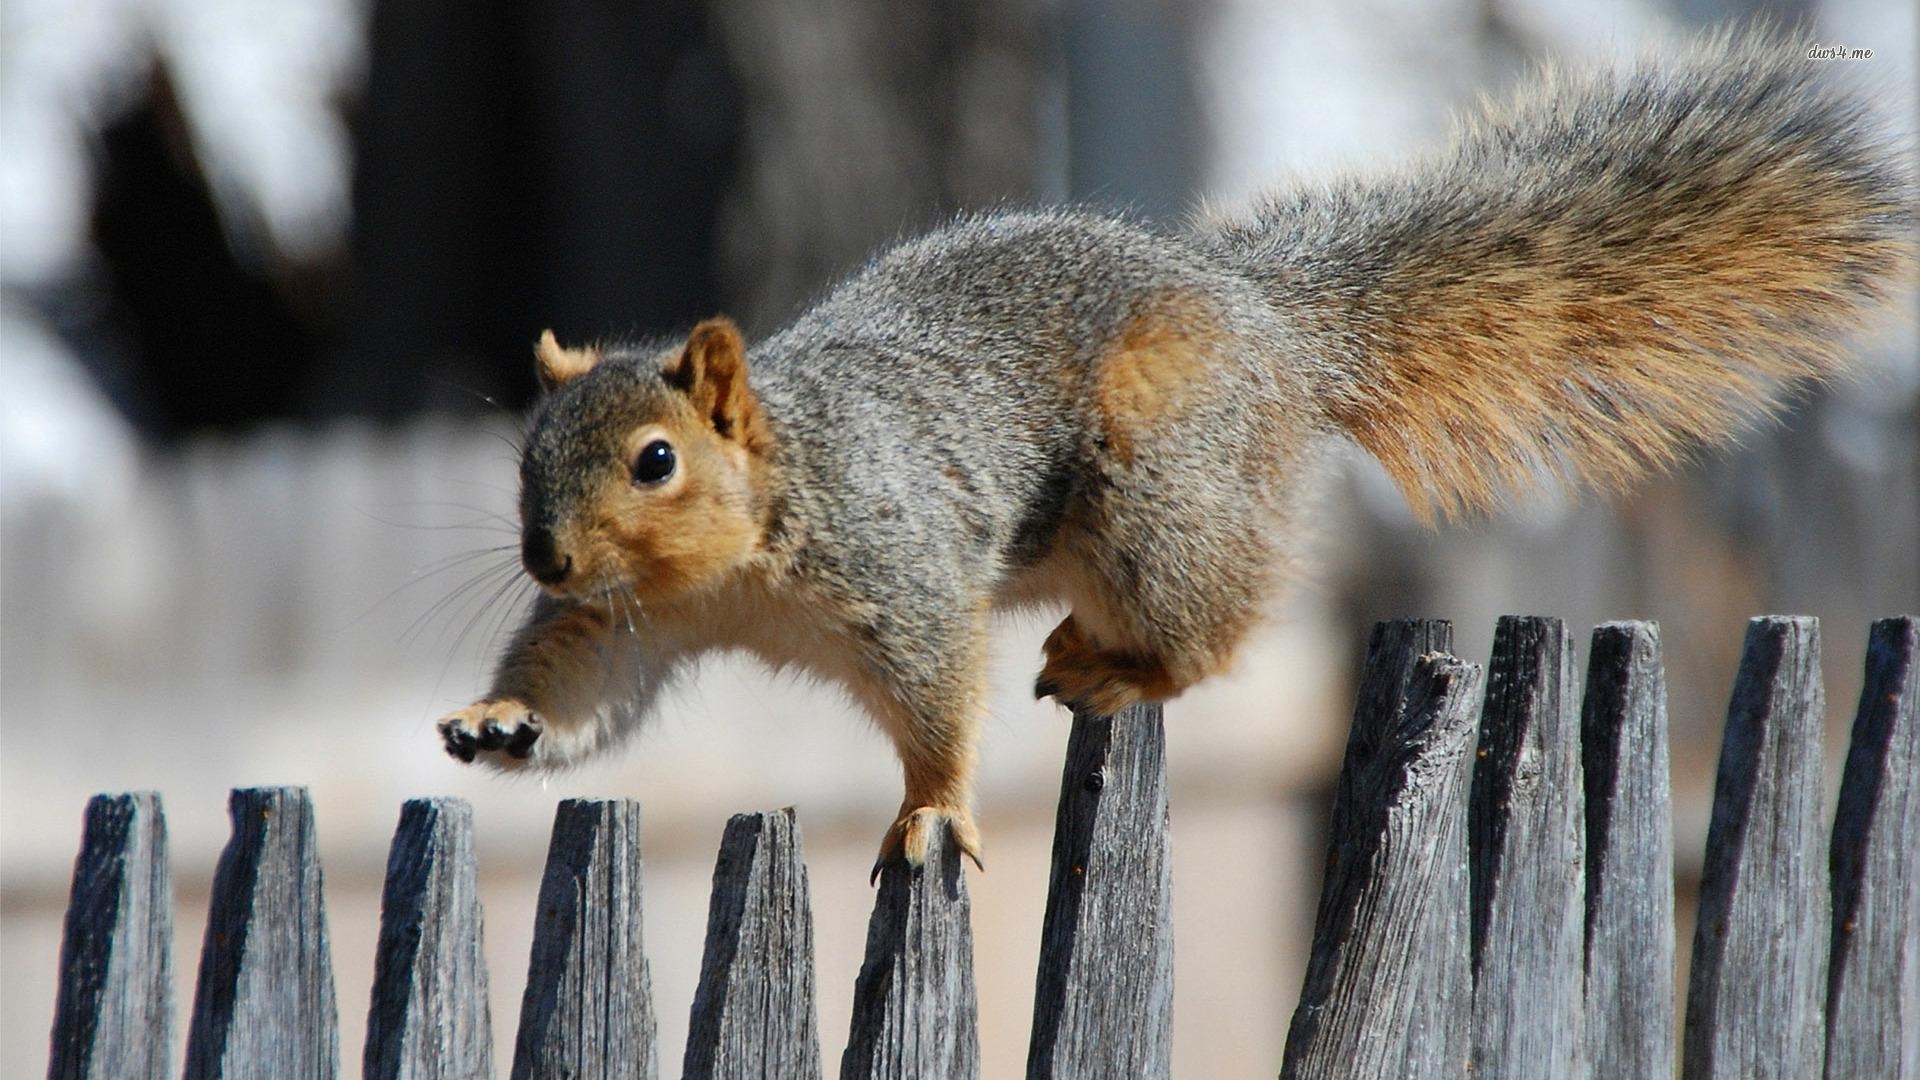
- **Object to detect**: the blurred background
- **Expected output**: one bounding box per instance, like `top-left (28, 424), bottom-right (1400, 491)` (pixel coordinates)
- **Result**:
top-left (1, 0), bottom-right (1914, 1074)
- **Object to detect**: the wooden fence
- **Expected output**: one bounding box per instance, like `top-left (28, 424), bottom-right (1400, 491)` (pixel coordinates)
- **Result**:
top-left (45, 615), bottom-right (1918, 1078)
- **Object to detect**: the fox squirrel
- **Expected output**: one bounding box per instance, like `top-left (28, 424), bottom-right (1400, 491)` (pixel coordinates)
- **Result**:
top-left (438, 32), bottom-right (1912, 872)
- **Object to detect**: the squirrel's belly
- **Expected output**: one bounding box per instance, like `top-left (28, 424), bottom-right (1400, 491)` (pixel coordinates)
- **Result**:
top-left (990, 527), bottom-right (1128, 643)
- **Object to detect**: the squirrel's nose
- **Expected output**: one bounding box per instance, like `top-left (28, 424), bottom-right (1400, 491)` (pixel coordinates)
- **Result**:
top-left (522, 527), bottom-right (574, 586)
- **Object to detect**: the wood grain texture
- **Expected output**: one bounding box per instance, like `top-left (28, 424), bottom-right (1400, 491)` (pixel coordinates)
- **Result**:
top-left (1026, 702), bottom-right (1173, 1080)
top-left (48, 791), bottom-right (175, 1080)
top-left (1683, 616), bottom-right (1829, 1080)
top-left (183, 786), bottom-right (341, 1080)
top-left (363, 798), bottom-right (494, 1080)
top-left (512, 798), bottom-right (657, 1080)
top-left (1579, 621), bottom-right (1675, 1079)
top-left (840, 821), bottom-right (978, 1080)
top-left (1469, 616), bottom-right (1585, 1077)
top-left (685, 809), bottom-right (821, 1080)
top-left (1282, 622), bottom-right (1480, 1080)
top-left (1825, 616), bottom-right (1919, 1079)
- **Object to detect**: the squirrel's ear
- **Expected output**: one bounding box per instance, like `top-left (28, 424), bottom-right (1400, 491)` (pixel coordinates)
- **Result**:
top-left (666, 317), bottom-right (764, 447)
top-left (534, 330), bottom-right (602, 390)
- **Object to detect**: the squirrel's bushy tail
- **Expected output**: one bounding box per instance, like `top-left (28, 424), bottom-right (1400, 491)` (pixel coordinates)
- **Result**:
top-left (1200, 30), bottom-right (1914, 522)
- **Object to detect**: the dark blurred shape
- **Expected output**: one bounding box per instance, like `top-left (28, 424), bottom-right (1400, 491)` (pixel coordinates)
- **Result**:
top-left (326, 0), bottom-right (744, 418)
top-left (38, 2), bottom-right (1168, 433)
top-left (88, 66), bottom-right (322, 441)
top-left (713, 0), bottom-right (1063, 328)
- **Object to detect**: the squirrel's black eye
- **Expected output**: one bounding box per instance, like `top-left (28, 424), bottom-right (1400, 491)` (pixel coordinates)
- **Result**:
top-left (632, 439), bottom-right (676, 485)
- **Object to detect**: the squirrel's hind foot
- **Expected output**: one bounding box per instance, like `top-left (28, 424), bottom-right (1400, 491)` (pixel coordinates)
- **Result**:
top-left (871, 804), bottom-right (984, 884)
top-left (1034, 615), bottom-right (1179, 716)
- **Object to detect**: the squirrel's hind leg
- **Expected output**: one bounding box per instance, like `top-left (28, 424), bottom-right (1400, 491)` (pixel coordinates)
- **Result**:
top-left (1040, 292), bottom-right (1302, 714)
top-left (1034, 614), bottom-right (1183, 715)
top-left (1033, 484), bottom-right (1281, 715)
top-left (1033, 597), bottom-right (1262, 716)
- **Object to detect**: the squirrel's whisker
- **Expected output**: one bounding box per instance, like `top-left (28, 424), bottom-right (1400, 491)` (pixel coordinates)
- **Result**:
top-left (402, 558), bottom-right (523, 650)
top-left (356, 545), bottom-right (519, 629)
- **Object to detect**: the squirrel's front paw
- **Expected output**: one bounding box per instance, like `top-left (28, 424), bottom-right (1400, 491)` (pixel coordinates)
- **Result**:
top-left (872, 804), bottom-right (985, 883)
top-left (438, 699), bottom-right (543, 764)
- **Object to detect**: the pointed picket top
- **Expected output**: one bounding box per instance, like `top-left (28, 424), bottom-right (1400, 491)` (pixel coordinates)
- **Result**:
top-left (1579, 621), bottom-right (1676, 1078)
top-left (183, 786), bottom-right (341, 1080)
top-left (512, 797), bottom-right (657, 1080)
top-left (364, 797), bottom-right (494, 1080)
top-left (1027, 701), bottom-right (1174, 1079)
top-left (1469, 616), bottom-right (1585, 1076)
top-left (48, 791), bottom-right (176, 1080)
top-left (684, 808), bottom-right (821, 1080)
top-left (840, 821), bottom-right (979, 1080)
top-left (1684, 617), bottom-right (1829, 1080)
top-left (1283, 622), bottom-right (1481, 1080)
top-left (1825, 616), bottom-right (1919, 1078)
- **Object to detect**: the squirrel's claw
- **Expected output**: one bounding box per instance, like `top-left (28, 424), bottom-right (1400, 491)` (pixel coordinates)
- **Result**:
top-left (503, 721), bottom-right (542, 758)
top-left (476, 719), bottom-right (513, 751)
top-left (442, 725), bottom-right (478, 763)
top-left (871, 805), bottom-right (985, 884)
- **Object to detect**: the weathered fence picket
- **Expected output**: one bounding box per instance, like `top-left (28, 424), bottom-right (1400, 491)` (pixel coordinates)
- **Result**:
top-left (1825, 616), bottom-right (1919, 1078)
top-left (183, 785), bottom-right (340, 1080)
top-left (48, 791), bottom-right (174, 1080)
top-left (513, 798), bottom-right (657, 1080)
top-left (1578, 621), bottom-right (1675, 1078)
top-left (1281, 620), bottom-right (1481, 1079)
top-left (684, 808), bottom-right (821, 1080)
top-left (1469, 616), bottom-right (1585, 1077)
top-left (363, 797), bottom-right (494, 1080)
top-left (840, 823), bottom-right (979, 1080)
top-left (1026, 702), bottom-right (1174, 1080)
top-left (39, 615), bottom-right (1920, 1079)
top-left (1683, 616), bottom-right (1831, 1079)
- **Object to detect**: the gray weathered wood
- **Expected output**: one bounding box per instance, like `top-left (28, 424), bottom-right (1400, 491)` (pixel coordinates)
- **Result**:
top-left (1825, 615), bottom-right (1919, 1078)
top-left (840, 820), bottom-right (978, 1080)
top-left (684, 808), bottom-right (821, 1080)
top-left (1578, 621), bottom-right (1675, 1079)
top-left (512, 798), bottom-right (657, 1080)
top-left (363, 798), bottom-right (494, 1080)
top-left (1469, 616), bottom-right (1584, 1076)
top-left (1342, 620), bottom-right (1456, 763)
top-left (183, 786), bottom-right (341, 1080)
top-left (1281, 622), bottom-right (1481, 1080)
top-left (48, 791), bottom-right (175, 1080)
top-left (1026, 702), bottom-right (1173, 1080)
top-left (1683, 616), bottom-right (1830, 1080)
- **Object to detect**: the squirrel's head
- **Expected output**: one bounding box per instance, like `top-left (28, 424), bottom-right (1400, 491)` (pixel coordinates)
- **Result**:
top-left (515, 318), bottom-right (774, 603)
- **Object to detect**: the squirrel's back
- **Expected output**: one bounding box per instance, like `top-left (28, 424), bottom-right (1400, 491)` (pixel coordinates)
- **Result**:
top-left (751, 208), bottom-right (1307, 574)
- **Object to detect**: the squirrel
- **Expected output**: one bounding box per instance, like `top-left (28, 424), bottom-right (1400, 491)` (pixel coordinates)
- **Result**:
top-left (437, 31), bottom-right (1912, 873)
